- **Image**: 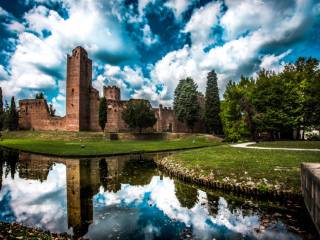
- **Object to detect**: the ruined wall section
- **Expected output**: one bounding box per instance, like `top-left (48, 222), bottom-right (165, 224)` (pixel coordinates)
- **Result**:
top-left (19, 99), bottom-right (66, 131)
top-left (89, 88), bottom-right (100, 131)
top-left (105, 100), bottom-right (129, 132)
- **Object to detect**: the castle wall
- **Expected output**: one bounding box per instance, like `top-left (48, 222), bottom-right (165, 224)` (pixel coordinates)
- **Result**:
top-left (105, 100), bottom-right (129, 132)
top-left (154, 106), bottom-right (205, 133)
top-left (89, 88), bottom-right (100, 131)
top-left (18, 46), bottom-right (206, 133)
top-left (19, 99), bottom-right (66, 131)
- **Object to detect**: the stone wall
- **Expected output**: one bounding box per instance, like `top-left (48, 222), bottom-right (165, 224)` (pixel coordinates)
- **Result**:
top-left (301, 163), bottom-right (320, 235)
top-left (105, 100), bottom-right (129, 132)
top-left (19, 99), bottom-right (66, 131)
top-left (89, 88), bottom-right (100, 131)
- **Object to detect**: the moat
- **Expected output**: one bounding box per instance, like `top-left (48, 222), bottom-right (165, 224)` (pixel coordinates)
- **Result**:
top-left (0, 149), bottom-right (318, 239)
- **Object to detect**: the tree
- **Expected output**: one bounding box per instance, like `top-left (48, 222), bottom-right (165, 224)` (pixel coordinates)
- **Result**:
top-left (35, 92), bottom-right (44, 99)
top-left (99, 97), bottom-right (107, 131)
top-left (8, 97), bottom-right (19, 131)
top-left (122, 99), bottom-right (156, 133)
top-left (48, 104), bottom-right (56, 117)
top-left (220, 81), bottom-right (249, 142)
top-left (204, 70), bottom-right (222, 134)
top-left (3, 100), bottom-right (9, 130)
top-left (0, 87), bottom-right (3, 130)
top-left (173, 77), bottom-right (200, 131)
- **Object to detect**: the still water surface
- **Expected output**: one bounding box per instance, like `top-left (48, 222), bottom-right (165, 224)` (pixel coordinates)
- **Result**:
top-left (0, 149), bottom-right (318, 239)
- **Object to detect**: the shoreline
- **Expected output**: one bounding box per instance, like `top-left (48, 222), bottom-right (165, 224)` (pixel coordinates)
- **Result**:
top-left (0, 144), bottom-right (212, 158)
top-left (0, 221), bottom-right (70, 239)
top-left (155, 156), bottom-right (302, 201)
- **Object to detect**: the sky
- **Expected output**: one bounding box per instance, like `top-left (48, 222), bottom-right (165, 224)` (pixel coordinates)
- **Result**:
top-left (0, 0), bottom-right (319, 115)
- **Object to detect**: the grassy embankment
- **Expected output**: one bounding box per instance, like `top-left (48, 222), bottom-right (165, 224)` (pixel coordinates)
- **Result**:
top-left (251, 140), bottom-right (320, 149)
top-left (159, 144), bottom-right (320, 193)
top-left (0, 131), bottom-right (222, 156)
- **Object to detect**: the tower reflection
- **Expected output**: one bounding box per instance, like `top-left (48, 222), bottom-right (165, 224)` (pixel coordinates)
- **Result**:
top-left (12, 151), bottom-right (159, 238)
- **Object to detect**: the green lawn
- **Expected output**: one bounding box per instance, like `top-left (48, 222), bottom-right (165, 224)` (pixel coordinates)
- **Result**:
top-left (251, 140), bottom-right (320, 149)
top-left (166, 145), bottom-right (320, 193)
top-left (0, 131), bottom-right (222, 156)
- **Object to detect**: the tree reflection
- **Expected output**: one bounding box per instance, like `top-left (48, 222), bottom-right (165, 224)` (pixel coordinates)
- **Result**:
top-left (0, 148), bottom-right (19, 180)
top-left (174, 180), bottom-right (198, 209)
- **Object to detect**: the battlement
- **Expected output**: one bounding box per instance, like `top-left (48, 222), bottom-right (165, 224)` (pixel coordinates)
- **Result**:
top-left (71, 46), bottom-right (88, 57)
top-left (19, 99), bottom-right (49, 113)
top-left (104, 85), bottom-right (121, 101)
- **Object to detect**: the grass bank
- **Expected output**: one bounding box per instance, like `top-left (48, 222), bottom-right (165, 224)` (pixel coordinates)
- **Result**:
top-left (0, 131), bottom-right (222, 157)
top-left (251, 140), bottom-right (320, 149)
top-left (157, 145), bottom-right (320, 194)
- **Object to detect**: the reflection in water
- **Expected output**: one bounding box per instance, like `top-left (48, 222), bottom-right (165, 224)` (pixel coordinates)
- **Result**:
top-left (0, 149), bottom-right (317, 239)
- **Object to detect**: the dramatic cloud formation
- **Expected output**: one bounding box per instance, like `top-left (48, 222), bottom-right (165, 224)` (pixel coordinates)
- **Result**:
top-left (0, 0), bottom-right (319, 115)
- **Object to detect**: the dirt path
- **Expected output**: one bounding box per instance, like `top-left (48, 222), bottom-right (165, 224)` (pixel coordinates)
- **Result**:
top-left (231, 142), bottom-right (320, 152)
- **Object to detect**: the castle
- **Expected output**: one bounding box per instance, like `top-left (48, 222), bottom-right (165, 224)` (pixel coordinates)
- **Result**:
top-left (19, 46), bottom-right (204, 133)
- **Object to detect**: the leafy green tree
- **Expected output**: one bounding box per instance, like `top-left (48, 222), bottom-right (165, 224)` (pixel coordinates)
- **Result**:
top-left (252, 70), bottom-right (292, 139)
top-left (99, 97), bottom-right (107, 131)
top-left (221, 81), bottom-right (250, 142)
top-left (221, 56), bottom-right (320, 141)
top-left (204, 70), bottom-right (222, 134)
top-left (8, 97), bottom-right (19, 131)
top-left (122, 99), bottom-right (156, 133)
top-left (35, 92), bottom-right (44, 99)
top-left (294, 57), bottom-right (320, 135)
top-left (0, 87), bottom-right (3, 130)
top-left (173, 77), bottom-right (200, 131)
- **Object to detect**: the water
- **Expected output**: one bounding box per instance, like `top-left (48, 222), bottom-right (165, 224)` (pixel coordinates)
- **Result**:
top-left (0, 149), bottom-right (318, 239)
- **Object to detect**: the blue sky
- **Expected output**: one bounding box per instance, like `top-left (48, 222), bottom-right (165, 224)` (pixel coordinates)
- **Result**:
top-left (0, 0), bottom-right (319, 115)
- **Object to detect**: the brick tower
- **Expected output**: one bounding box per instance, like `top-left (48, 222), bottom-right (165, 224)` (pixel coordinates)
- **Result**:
top-left (66, 46), bottom-right (92, 131)
top-left (103, 86), bottom-right (120, 101)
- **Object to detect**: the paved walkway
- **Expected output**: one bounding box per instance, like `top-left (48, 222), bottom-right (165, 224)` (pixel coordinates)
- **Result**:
top-left (231, 142), bottom-right (320, 152)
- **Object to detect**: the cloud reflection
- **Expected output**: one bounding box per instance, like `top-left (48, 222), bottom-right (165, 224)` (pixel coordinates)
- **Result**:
top-left (91, 176), bottom-right (301, 240)
top-left (0, 163), bottom-right (67, 233)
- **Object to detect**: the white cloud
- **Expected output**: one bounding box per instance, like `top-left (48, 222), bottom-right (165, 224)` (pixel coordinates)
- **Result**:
top-left (0, 0), bottom-right (137, 101)
top-left (138, 0), bottom-right (154, 15)
top-left (164, 0), bottom-right (192, 18)
top-left (142, 24), bottom-right (159, 46)
top-left (259, 50), bottom-right (292, 73)
top-left (144, 0), bottom-right (314, 104)
top-left (94, 64), bottom-right (148, 101)
top-left (0, 65), bottom-right (9, 80)
top-left (0, 6), bottom-right (10, 17)
top-left (184, 1), bottom-right (221, 46)
top-left (5, 21), bottom-right (25, 33)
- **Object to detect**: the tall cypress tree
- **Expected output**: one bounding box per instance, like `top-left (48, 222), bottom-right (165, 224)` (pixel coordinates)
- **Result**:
top-left (174, 77), bottom-right (199, 131)
top-left (99, 97), bottom-right (107, 131)
top-left (3, 100), bottom-right (9, 130)
top-left (9, 97), bottom-right (19, 131)
top-left (0, 88), bottom-right (3, 130)
top-left (205, 70), bottom-right (222, 134)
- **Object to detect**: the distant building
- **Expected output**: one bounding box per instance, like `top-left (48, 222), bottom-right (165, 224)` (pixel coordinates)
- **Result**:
top-left (19, 46), bottom-right (205, 132)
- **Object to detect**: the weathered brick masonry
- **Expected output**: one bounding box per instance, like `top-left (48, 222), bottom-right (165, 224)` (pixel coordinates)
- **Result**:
top-left (19, 46), bottom-right (204, 133)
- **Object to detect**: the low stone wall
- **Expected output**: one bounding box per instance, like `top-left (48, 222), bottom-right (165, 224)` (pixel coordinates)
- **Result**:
top-left (106, 132), bottom-right (222, 141)
top-left (301, 163), bottom-right (320, 235)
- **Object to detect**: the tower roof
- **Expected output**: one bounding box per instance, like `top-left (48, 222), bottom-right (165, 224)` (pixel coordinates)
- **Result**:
top-left (72, 46), bottom-right (87, 56)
